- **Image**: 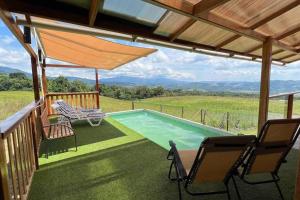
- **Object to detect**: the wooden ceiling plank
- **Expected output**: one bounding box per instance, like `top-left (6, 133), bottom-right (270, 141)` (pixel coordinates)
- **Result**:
top-left (193, 0), bottom-right (230, 15)
top-left (156, 10), bottom-right (170, 26)
top-left (275, 24), bottom-right (300, 40)
top-left (144, 0), bottom-right (266, 41)
top-left (89, 0), bottom-right (103, 26)
top-left (272, 49), bottom-right (284, 56)
top-left (216, 35), bottom-right (240, 49)
top-left (2, 0), bottom-right (296, 63)
top-left (249, 1), bottom-right (300, 29)
top-left (279, 54), bottom-right (297, 60)
top-left (244, 44), bottom-right (262, 54)
top-left (145, 0), bottom-right (298, 53)
top-left (169, 19), bottom-right (196, 41)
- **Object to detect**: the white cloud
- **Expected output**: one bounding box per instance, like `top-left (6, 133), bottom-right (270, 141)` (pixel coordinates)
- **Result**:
top-left (0, 35), bottom-right (14, 45)
top-left (0, 47), bottom-right (30, 70)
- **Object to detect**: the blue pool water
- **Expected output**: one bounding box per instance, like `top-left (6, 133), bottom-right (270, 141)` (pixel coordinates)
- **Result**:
top-left (109, 110), bottom-right (229, 150)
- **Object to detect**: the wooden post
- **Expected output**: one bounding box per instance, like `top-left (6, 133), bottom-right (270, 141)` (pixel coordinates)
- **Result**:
top-left (95, 68), bottom-right (99, 91)
top-left (41, 59), bottom-right (48, 96)
top-left (258, 37), bottom-right (272, 133)
top-left (0, 137), bottom-right (10, 200)
top-left (287, 94), bottom-right (294, 119)
top-left (31, 56), bottom-right (40, 102)
top-left (31, 111), bottom-right (39, 170)
top-left (226, 112), bottom-right (230, 131)
top-left (95, 69), bottom-right (100, 108)
top-left (200, 109), bottom-right (203, 123)
top-left (181, 106), bottom-right (184, 118)
top-left (132, 101), bottom-right (135, 110)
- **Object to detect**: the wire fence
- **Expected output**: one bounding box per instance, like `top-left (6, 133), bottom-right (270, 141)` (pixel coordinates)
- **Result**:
top-left (132, 101), bottom-right (259, 134)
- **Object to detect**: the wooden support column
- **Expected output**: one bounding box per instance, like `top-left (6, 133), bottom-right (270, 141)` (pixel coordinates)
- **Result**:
top-left (31, 56), bottom-right (40, 102)
top-left (95, 68), bottom-right (99, 91)
top-left (258, 37), bottom-right (272, 132)
top-left (287, 94), bottom-right (294, 119)
top-left (41, 59), bottom-right (48, 96)
top-left (95, 68), bottom-right (100, 108)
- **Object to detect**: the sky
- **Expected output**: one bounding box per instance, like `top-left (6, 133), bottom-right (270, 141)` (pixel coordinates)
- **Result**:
top-left (0, 20), bottom-right (300, 82)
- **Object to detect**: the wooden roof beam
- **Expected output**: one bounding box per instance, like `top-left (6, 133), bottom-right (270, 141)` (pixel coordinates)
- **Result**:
top-left (0, 9), bottom-right (36, 58)
top-left (215, 35), bottom-right (240, 49)
top-left (213, 1), bottom-right (300, 51)
top-left (275, 23), bottom-right (300, 40)
top-left (272, 49), bottom-right (285, 56)
top-left (279, 54), bottom-right (297, 61)
top-left (193, 0), bottom-right (230, 15)
top-left (169, 19), bottom-right (196, 41)
top-left (145, 0), bottom-right (298, 53)
top-left (89, 0), bottom-right (103, 26)
top-left (144, 0), bottom-right (265, 41)
top-left (248, 1), bottom-right (300, 29)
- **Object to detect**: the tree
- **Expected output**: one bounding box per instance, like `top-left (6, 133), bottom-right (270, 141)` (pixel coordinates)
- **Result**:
top-left (9, 72), bottom-right (27, 79)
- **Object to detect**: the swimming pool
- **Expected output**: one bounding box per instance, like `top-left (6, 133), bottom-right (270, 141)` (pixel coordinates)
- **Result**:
top-left (109, 110), bottom-right (230, 150)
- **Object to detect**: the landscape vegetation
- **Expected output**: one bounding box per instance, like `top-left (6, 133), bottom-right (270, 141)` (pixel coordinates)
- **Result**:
top-left (1, 71), bottom-right (299, 135)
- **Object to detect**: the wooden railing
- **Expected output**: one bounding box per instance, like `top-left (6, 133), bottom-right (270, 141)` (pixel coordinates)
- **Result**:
top-left (0, 100), bottom-right (43, 200)
top-left (45, 91), bottom-right (100, 115)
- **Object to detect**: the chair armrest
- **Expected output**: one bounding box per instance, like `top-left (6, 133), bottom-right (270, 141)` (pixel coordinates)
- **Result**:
top-left (169, 140), bottom-right (187, 179)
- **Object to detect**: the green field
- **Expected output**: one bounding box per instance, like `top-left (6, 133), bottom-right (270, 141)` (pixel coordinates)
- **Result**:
top-left (1, 91), bottom-right (299, 134)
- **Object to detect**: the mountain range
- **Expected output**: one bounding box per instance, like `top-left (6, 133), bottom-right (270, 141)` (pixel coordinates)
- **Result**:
top-left (1, 66), bottom-right (300, 94)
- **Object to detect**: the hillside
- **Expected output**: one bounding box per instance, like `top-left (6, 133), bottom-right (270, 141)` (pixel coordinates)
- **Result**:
top-left (1, 66), bottom-right (300, 94)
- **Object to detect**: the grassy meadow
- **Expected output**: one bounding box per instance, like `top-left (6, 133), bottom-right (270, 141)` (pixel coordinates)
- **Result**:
top-left (1, 91), bottom-right (299, 134)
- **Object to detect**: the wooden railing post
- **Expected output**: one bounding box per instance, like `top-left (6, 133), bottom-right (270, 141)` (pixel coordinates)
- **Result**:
top-left (287, 94), bottom-right (294, 119)
top-left (0, 137), bottom-right (10, 200)
top-left (132, 101), bottom-right (135, 110)
top-left (226, 112), bottom-right (230, 131)
top-left (30, 111), bottom-right (39, 170)
top-left (181, 106), bottom-right (184, 118)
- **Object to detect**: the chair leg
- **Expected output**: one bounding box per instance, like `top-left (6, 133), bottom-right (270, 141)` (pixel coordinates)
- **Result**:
top-left (272, 175), bottom-right (284, 200)
top-left (168, 160), bottom-right (174, 180)
top-left (174, 164), bottom-right (183, 200)
top-left (232, 176), bottom-right (241, 200)
top-left (225, 184), bottom-right (231, 200)
top-left (46, 142), bottom-right (49, 159)
top-left (74, 135), bottom-right (78, 151)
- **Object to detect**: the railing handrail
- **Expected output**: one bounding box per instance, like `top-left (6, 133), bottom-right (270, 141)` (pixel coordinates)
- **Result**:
top-left (269, 91), bottom-right (300, 98)
top-left (0, 99), bottom-right (42, 137)
top-left (46, 91), bottom-right (98, 96)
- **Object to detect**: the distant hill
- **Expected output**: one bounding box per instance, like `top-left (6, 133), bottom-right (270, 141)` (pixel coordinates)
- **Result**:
top-left (0, 66), bottom-right (31, 77)
top-left (1, 66), bottom-right (300, 94)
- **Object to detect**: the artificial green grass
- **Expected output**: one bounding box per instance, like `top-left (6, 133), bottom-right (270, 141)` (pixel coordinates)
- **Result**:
top-left (39, 118), bottom-right (143, 165)
top-left (29, 119), bottom-right (299, 200)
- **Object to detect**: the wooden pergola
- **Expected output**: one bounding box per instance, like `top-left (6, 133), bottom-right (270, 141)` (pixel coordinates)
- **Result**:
top-left (0, 0), bottom-right (300, 199)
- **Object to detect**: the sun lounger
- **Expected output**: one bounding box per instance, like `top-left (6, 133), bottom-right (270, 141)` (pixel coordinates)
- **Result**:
top-left (55, 99), bottom-right (101, 113)
top-left (51, 103), bottom-right (105, 127)
top-left (235, 118), bottom-right (300, 200)
top-left (167, 135), bottom-right (255, 200)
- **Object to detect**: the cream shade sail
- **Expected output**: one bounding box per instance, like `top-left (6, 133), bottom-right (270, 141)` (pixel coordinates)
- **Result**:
top-left (38, 29), bottom-right (157, 70)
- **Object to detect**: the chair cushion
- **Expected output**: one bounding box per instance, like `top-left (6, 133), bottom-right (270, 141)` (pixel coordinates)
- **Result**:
top-left (178, 150), bottom-right (198, 175)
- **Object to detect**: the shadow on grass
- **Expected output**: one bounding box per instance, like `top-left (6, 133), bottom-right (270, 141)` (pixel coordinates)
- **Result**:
top-left (30, 134), bottom-right (299, 200)
top-left (39, 120), bottom-right (126, 157)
